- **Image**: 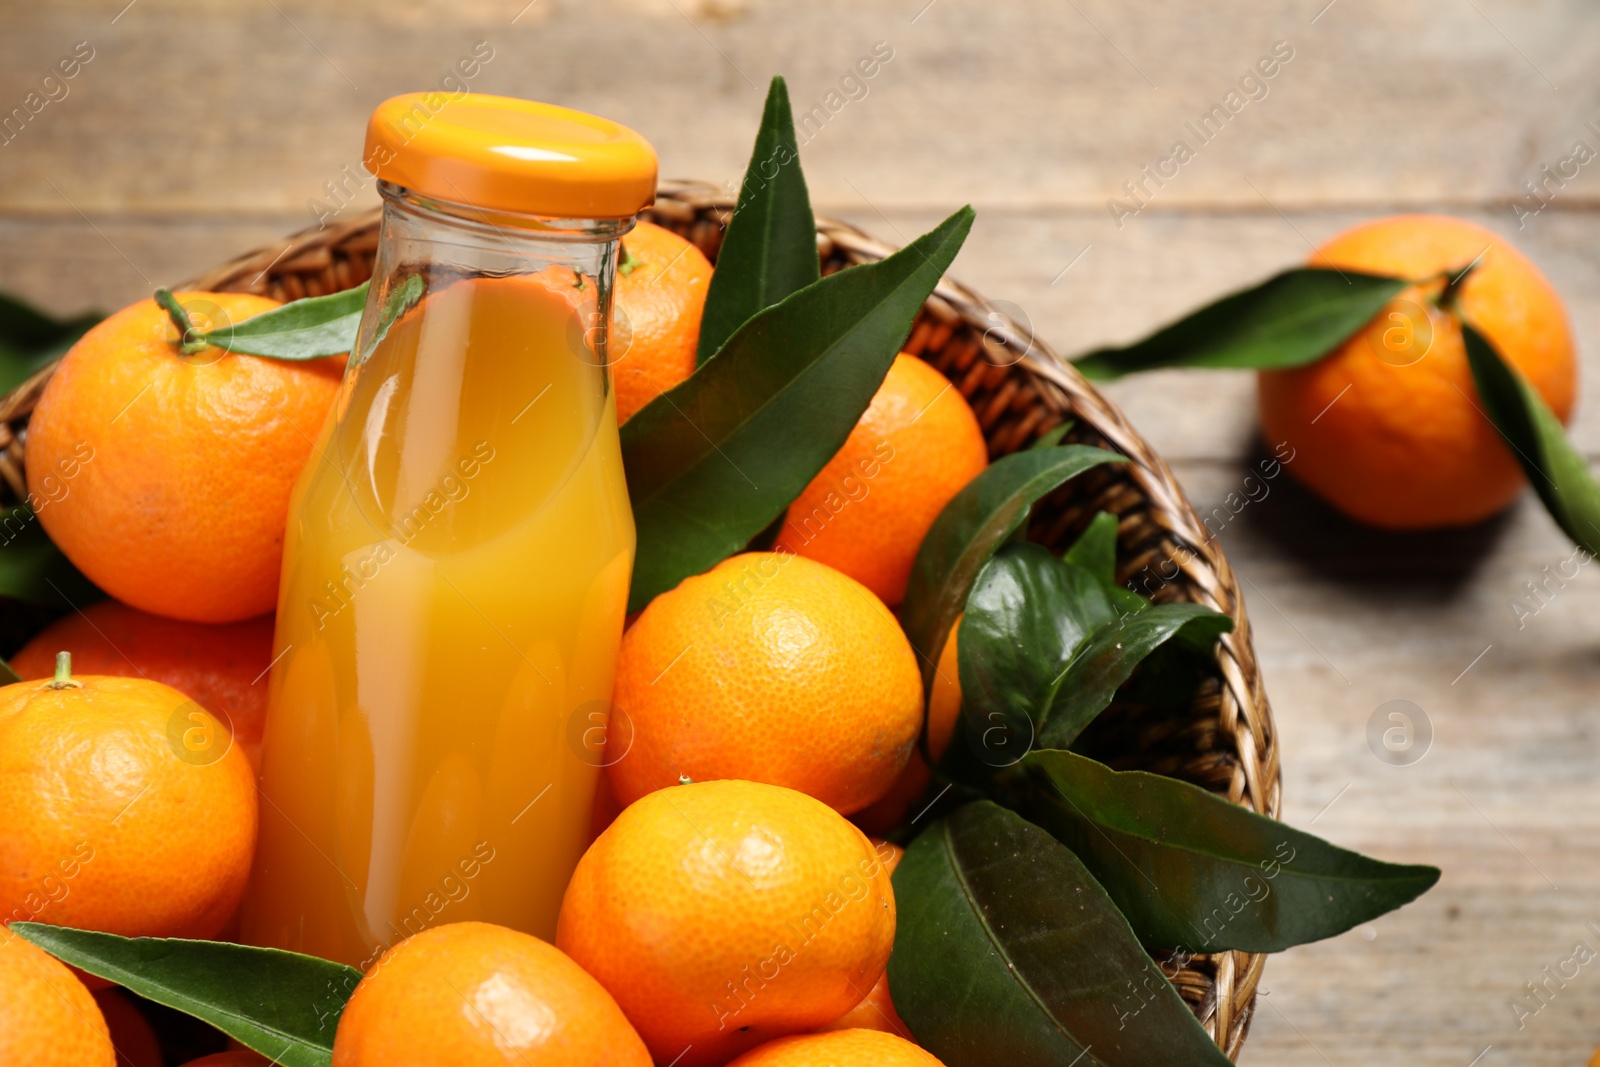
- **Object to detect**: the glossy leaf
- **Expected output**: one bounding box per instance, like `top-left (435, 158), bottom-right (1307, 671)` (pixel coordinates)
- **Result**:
top-left (12, 924), bottom-right (359, 1067)
top-left (1462, 321), bottom-right (1600, 555)
top-left (952, 543), bottom-right (1110, 774)
top-left (1020, 749), bottom-right (1442, 953)
top-left (622, 206), bottom-right (974, 612)
top-left (0, 505), bottom-right (102, 607)
top-left (201, 282), bottom-right (367, 360)
top-left (696, 76), bottom-right (818, 365)
top-left (1072, 267), bottom-right (1406, 380)
top-left (900, 445), bottom-right (1124, 692)
top-left (1038, 600), bottom-right (1231, 749)
top-left (1061, 510), bottom-right (1146, 616)
top-left (0, 293), bottom-right (100, 394)
top-left (889, 801), bottom-right (1233, 1067)
top-left (955, 543), bottom-right (1231, 762)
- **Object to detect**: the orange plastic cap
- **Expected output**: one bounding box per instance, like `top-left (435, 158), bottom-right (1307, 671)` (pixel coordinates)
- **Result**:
top-left (365, 93), bottom-right (658, 219)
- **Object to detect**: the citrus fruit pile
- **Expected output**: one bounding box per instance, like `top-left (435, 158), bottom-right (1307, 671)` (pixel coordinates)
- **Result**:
top-left (0, 196), bottom-right (988, 1061)
top-left (0, 79), bottom-right (1525, 1067)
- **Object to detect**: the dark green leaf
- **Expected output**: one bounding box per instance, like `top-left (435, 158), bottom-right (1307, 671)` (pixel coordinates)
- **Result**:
top-left (889, 802), bottom-right (1232, 1067)
top-left (696, 76), bottom-right (819, 366)
top-left (1072, 267), bottom-right (1407, 380)
top-left (0, 292), bottom-right (100, 394)
top-left (11, 924), bottom-right (359, 1067)
top-left (1462, 321), bottom-right (1600, 555)
top-left (0, 505), bottom-right (102, 607)
top-left (1063, 511), bottom-right (1148, 617)
top-left (202, 282), bottom-right (367, 360)
top-left (622, 206), bottom-right (975, 612)
top-left (900, 445), bottom-right (1124, 692)
top-left (1038, 601), bottom-right (1230, 749)
top-left (952, 543), bottom-right (1111, 775)
top-left (1019, 749), bottom-right (1441, 953)
top-left (1029, 421), bottom-right (1073, 449)
top-left (954, 544), bottom-right (1230, 762)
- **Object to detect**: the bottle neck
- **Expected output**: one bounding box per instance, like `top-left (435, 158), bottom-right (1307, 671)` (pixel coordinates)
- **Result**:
top-left (377, 181), bottom-right (635, 244)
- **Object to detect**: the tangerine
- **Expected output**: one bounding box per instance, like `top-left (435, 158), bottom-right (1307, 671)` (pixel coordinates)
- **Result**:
top-left (0, 657), bottom-right (257, 946)
top-left (1258, 214), bottom-right (1577, 529)
top-left (330, 921), bottom-right (650, 1067)
top-left (611, 220), bottom-right (713, 423)
top-left (11, 601), bottom-right (273, 767)
top-left (557, 780), bottom-right (896, 1066)
top-left (727, 1029), bottom-right (945, 1066)
top-left (27, 291), bottom-right (343, 622)
top-left (773, 355), bottom-right (988, 605)
top-left (608, 552), bottom-right (922, 814)
top-left (0, 927), bottom-right (115, 1066)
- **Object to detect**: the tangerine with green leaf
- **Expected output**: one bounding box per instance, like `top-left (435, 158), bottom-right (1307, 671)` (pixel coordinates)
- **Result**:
top-left (27, 290), bottom-right (344, 622)
top-left (1258, 214), bottom-right (1577, 529)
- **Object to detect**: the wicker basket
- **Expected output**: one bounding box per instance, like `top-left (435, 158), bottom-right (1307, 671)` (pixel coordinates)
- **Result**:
top-left (0, 181), bottom-right (1279, 1059)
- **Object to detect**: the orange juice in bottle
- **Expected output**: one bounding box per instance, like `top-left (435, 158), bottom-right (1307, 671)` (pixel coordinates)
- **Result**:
top-left (242, 95), bottom-right (657, 966)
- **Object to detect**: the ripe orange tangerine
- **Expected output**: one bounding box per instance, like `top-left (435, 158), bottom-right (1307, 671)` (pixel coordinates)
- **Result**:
top-left (331, 922), bottom-right (651, 1067)
top-left (773, 354), bottom-right (988, 606)
top-left (726, 1029), bottom-right (946, 1066)
top-left (0, 928), bottom-right (115, 1066)
top-left (26, 291), bottom-right (343, 622)
top-left (557, 780), bottom-right (897, 1067)
top-left (611, 220), bottom-right (713, 422)
top-left (1258, 214), bottom-right (1577, 529)
top-left (0, 658), bottom-right (257, 947)
top-left (11, 601), bottom-right (274, 768)
top-left (608, 552), bottom-right (923, 815)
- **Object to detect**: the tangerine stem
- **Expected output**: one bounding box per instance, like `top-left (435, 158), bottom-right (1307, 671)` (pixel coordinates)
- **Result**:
top-left (47, 650), bottom-right (81, 689)
top-left (619, 244), bottom-right (641, 277)
top-left (153, 288), bottom-right (211, 356)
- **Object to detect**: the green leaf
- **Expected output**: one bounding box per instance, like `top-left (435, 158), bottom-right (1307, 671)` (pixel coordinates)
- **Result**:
top-left (0, 505), bottom-right (102, 607)
top-left (201, 282), bottom-right (367, 360)
top-left (622, 206), bottom-right (975, 613)
top-left (1072, 267), bottom-right (1407, 380)
top-left (889, 802), bottom-right (1232, 1067)
top-left (1064, 511), bottom-right (1148, 617)
top-left (1029, 421), bottom-right (1073, 449)
top-left (900, 445), bottom-right (1124, 693)
top-left (952, 543), bottom-right (1111, 774)
top-left (696, 76), bottom-right (819, 366)
top-left (954, 543), bottom-right (1231, 763)
top-left (1461, 321), bottom-right (1600, 555)
top-left (1019, 749), bottom-right (1441, 953)
top-left (0, 292), bottom-right (100, 394)
top-left (11, 924), bottom-right (359, 1067)
top-left (1038, 601), bottom-right (1231, 749)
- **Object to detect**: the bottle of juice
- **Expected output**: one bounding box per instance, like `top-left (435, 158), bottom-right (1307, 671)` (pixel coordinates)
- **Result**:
top-left (242, 94), bottom-right (657, 967)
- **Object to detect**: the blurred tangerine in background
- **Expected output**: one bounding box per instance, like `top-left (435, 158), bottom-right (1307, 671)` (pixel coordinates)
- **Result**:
top-left (1258, 214), bottom-right (1577, 530)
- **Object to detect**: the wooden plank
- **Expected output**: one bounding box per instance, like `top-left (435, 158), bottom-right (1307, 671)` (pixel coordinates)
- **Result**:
top-left (1, 0), bottom-right (1599, 216)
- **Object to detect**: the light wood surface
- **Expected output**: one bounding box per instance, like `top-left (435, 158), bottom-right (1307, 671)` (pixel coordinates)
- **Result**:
top-left (3, 2), bottom-right (1599, 1063)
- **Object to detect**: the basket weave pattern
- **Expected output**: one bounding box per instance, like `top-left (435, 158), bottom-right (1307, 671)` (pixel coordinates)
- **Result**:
top-left (0, 181), bottom-right (1279, 1059)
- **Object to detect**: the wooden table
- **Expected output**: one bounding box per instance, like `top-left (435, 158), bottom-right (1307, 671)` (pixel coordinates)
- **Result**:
top-left (3, 2), bottom-right (1597, 1063)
